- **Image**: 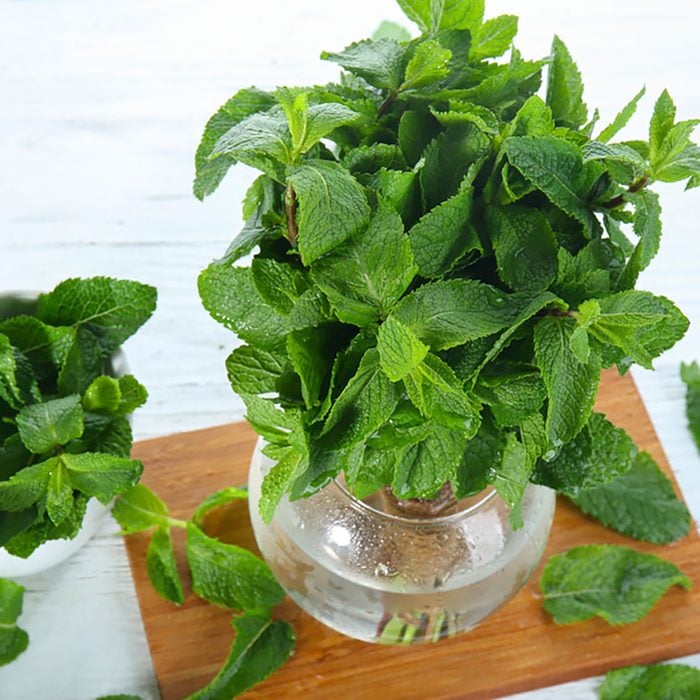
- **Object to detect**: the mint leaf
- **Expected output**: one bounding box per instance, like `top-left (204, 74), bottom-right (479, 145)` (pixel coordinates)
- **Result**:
top-left (117, 375), bottom-right (148, 414)
top-left (288, 159), bottom-right (371, 265)
top-left (0, 459), bottom-right (53, 511)
top-left (259, 448), bottom-right (305, 525)
top-left (0, 335), bottom-right (24, 409)
top-left (250, 258), bottom-right (309, 315)
top-left (546, 36), bottom-right (588, 130)
top-left (186, 524), bottom-right (284, 612)
top-left (476, 372), bottom-right (546, 427)
top-left (321, 39), bottom-right (407, 90)
top-left (630, 190), bottom-right (662, 272)
top-left (681, 361), bottom-right (700, 452)
top-left (505, 135), bottom-right (596, 235)
top-left (396, 0), bottom-right (484, 33)
top-left (571, 451), bottom-right (690, 544)
top-left (189, 614), bottom-right (295, 700)
top-left (540, 544), bottom-right (691, 625)
top-left (598, 87), bottom-right (646, 143)
top-left (373, 21), bottom-right (411, 42)
top-left (393, 425), bottom-right (466, 499)
top-left (147, 527), bottom-right (185, 605)
top-left (16, 395), bottom-right (84, 454)
top-left (112, 484), bottom-right (171, 534)
top-left (194, 88), bottom-right (276, 199)
top-left (377, 317), bottom-right (428, 382)
top-left (343, 143), bottom-right (407, 174)
top-left (393, 279), bottom-right (520, 351)
top-left (599, 663), bottom-right (700, 700)
top-left (242, 395), bottom-right (298, 445)
top-left (57, 326), bottom-right (105, 395)
top-left (209, 108), bottom-right (291, 178)
top-left (83, 376), bottom-right (121, 414)
top-left (487, 205), bottom-right (558, 292)
top-left (533, 413), bottom-right (636, 495)
top-left (491, 432), bottom-right (530, 528)
top-left (0, 579), bottom-right (29, 667)
top-left (46, 461), bottom-right (73, 526)
top-left (226, 346), bottom-right (285, 397)
top-left (401, 40), bottom-right (451, 91)
top-left (82, 414), bottom-right (133, 458)
top-left (470, 15), bottom-right (518, 61)
top-left (534, 317), bottom-right (601, 448)
top-left (287, 326), bottom-right (339, 409)
top-left (61, 452), bottom-right (143, 504)
top-left (37, 277), bottom-right (156, 352)
top-left (430, 102), bottom-right (499, 134)
top-left (322, 349), bottom-right (400, 450)
top-left (198, 264), bottom-right (288, 351)
top-left (310, 200), bottom-right (415, 325)
top-left (409, 181), bottom-right (479, 278)
top-left (193, 487), bottom-right (248, 527)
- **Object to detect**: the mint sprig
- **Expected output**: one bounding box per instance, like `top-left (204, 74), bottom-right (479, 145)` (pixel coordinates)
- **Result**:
top-left (599, 662), bottom-right (700, 699)
top-left (0, 578), bottom-right (29, 667)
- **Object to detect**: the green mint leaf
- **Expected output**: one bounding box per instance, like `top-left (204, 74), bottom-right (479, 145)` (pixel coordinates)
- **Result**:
top-left (287, 326), bottom-right (340, 409)
top-left (209, 108), bottom-right (292, 178)
top-left (409, 181), bottom-right (480, 278)
top-left (147, 527), bottom-right (185, 605)
top-left (470, 15), bottom-right (518, 61)
top-left (61, 453), bottom-right (143, 504)
top-left (649, 90), bottom-right (677, 165)
top-left (476, 372), bottom-right (546, 427)
top-left (46, 461), bottom-right (73, 526)
top-left (599, 663), bottom-right (700, 700)
top-left (0, 316), bottom-right (73, 381)
top-left (112, 484), bottom-right (171, 534)
top-left (322, 349), bottom-right (400, 450)
top-left (628, 190), bottom-right (662, 272)
top-left (0, 435), bottom-right (32, 483)
top-left (362, 167), bottom-right (421, 223)
top-left (193, 88), bottom-right (276, 199)
top-left (491, 432), bottom-right (530, 528)
top-left (56, 327), bottom-right (105, 395)
top-left (571, 451), bottom-right (690, 544)
top-left (0, 579), bottom-right (29, 667)
top-left (451, 413), bottom-right (504, 499)
top-left (343, 144), bottom-right (407, 174)
top-left (373, 20), bottom-right (412, 42)
top-left (0, 459), bottom-right (53, 511)
top-left (430, 102), bottom-right (499, 134)
top-left (487, 204), bottom-right (558, 292)
top-left (188, 614), bottom-right (295, 700)
top-left (345, 443), bottom-right (397, 499)
top-left (259, 448), bottom-right (305, 525)
top-left (533, 413), bottom-right (637, 495)
top-left (397, 0), bottom-right (484, 33)
top-left (582, 141), bottom-right (647, 186)
top-left (96, 695), bottom-right (143, 700)
top-left (242, 395), bottom-right (297, 445)
top-left (321, 39), bottom-right (408, 90)
top-left (198, 264), bottom-right (288, 351)
top-left (82, 376), bottom-right (121, 414)
top-left (250, 258), bottom-right (309, 315)
top-left (193, 487), bottom-right (248, 528)
top-left (377, 316), bottom-right (429, 382)
top-left (401, 40), bottom-right (452, 90)
top-left (310, 199), bottom-right (415, 325)
top-left (505, 135), bottom-right (596, 235)
top-left (0, 335), bottom-right (23, 409)
top-left (117, 375), bottom-right (148, 414)
top-left (681, 361), bottom-right (700, 452)
top-left (16, 395), bottom-right (84, 454)
top-left (534, 316), bottom-right (601, 448)
top-left (186, 524), bottom-right (284, 612)
top-left (652, 118), bottom-right (700, 182)
top-left (540, 544), bottom-right (691, 625)
top-left (392, 425), bottom-right (467, 499)
top-left (393, 279), bottom-right (520, 351)
top-left (37, 277), bottom-right (157, 352)
top-left (276, 88), bottom-right (308, 154)
top-left (287, 287), bottom-right (333, 331)
top-left (403, 353), bottom-right (481, 434)
top-left (82, 414), bottom-right (133, 458)
top-left (398, 109), bottom-right (442, 166)
top-left (226, 346), bottom-right (286, 397)
top-left (546, 36), bottom-right (588, 129)
top-left (288, 159), bottom-right (371, 265)
top-left (597, 86), bottom-right (646, 143)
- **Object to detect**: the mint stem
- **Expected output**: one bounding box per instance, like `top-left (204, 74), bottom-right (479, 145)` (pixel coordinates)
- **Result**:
top-left (285, 182), bottom-right (299, 247)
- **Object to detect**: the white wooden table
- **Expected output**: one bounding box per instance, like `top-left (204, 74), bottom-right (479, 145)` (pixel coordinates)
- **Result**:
top-left (1, 1), bottom-right (699, 697)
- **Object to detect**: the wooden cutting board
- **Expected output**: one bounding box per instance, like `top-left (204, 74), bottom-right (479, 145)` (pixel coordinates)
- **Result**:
top-left (127, 370), bottom-right (700, 699)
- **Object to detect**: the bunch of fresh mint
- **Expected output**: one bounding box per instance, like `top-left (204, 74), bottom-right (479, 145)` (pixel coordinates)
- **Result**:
top-left (0, 277), bottom-right (155, 557)
top-left (195, 0), bottom-right (698, 531)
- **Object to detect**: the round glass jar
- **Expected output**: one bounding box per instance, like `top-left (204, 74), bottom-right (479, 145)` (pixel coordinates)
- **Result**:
top-left (248, 440), bottom-right (556, 645)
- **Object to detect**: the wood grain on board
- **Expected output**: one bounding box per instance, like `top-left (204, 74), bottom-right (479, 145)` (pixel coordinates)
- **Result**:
top-left (126, 370), bottom-right (700, 700)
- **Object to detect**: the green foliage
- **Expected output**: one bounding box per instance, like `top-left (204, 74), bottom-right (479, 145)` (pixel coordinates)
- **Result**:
top-left (681, 361), bottom-right (700, 452)
top-left (0, 579), bottom-right (29, 667)
top-left (0, 278), bottom-right (154, 558)
top-left (540, 544), bottom-right (691, 625)
top-left (599, 663), bottom-right (700, 700)
top-left (194, 0), bottom-right (693, 528)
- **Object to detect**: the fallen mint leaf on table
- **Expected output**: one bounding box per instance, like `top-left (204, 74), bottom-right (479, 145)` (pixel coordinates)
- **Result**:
top-left (0, 578), bottom-right (29, 667)
top-left (188, 614), bottom-right (295, 700)
top-left (540, 544), bottom-right (690, 625)
top-left (599, 662), bottom-right (700, 700)
top-left (681, 361), bottom-right (700, 452)
top-left (571, 451), bottom-right (690, 544)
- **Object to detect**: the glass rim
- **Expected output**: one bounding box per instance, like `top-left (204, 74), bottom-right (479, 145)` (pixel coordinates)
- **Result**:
top-left (333, 477), bottom-right (499, 525)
